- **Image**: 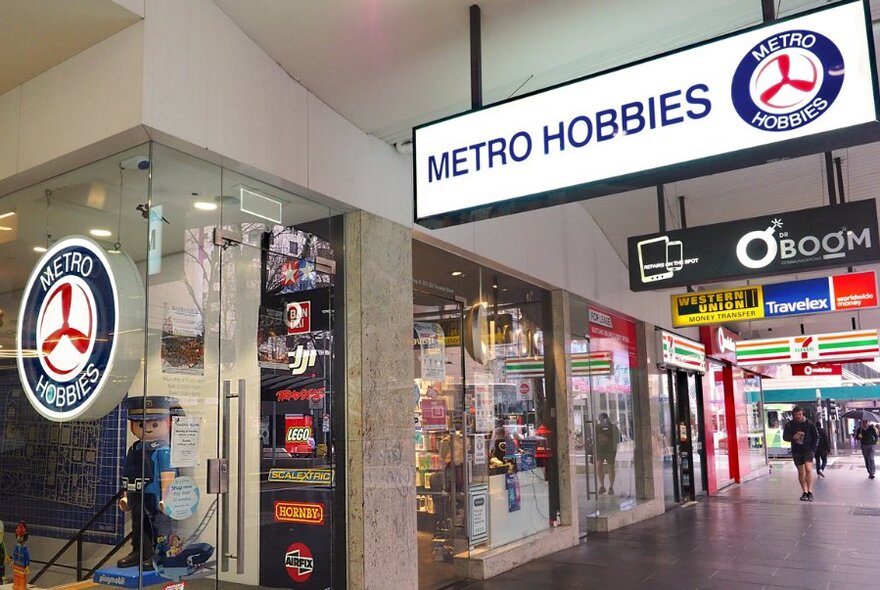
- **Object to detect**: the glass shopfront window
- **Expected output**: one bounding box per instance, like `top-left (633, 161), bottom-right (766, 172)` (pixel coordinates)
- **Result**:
top-left (570, 301), bottom-right (644, 533)
top-left (0, 143), bottom-right (346, 590)
top-left (412, 241), bottom-right (557, 589)
top-left (742, 370), bottom-right (767, 472)
top-left (705, 361), bottom-right (731, 488)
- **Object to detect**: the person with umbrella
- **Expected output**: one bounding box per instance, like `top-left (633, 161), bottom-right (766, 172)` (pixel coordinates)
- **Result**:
top-left (846, 409), bottom-right (880, 479)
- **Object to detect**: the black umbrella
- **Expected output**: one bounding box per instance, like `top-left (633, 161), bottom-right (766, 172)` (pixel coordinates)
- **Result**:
top-left (841, 409), bottom-right (880, 422)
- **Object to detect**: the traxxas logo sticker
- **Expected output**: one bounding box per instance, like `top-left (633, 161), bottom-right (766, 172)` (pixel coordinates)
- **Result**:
top-left (17, 237), bottom-right (143, 421)
top-left (731, 30), bottom-right (844, 131)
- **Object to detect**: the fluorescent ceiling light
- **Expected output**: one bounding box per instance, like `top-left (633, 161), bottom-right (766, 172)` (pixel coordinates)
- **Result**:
top-left (33, 246), bottom-right (47, 253)
top-left (0, 226), bottom-right (11, 231)
top-left (0, 212), bottom-right (14, 220)
top-left (194, 201), bottom-right (218, 211)
top-left (90, 229), bottom-right (112, 237)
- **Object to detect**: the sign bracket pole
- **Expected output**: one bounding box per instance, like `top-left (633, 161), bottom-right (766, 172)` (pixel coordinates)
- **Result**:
top-left (656, 185), bottom-right (666, 233)
top-left (470, 5), bottom-right (482, 109)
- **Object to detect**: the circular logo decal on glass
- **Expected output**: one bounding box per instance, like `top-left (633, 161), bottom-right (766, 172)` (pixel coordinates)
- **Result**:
top-left (284, 542), bottom-right (314, 583)
top-left (731, 30), bottom-right (844, 132)
top-left (17, 237), bottom-right (143, 422)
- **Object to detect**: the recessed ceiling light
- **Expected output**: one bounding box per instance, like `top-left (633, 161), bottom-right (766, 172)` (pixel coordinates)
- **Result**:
top-left (451, 271), bottom-right (464, 277)
top-left (0, 226), bottom-right (11, 231)
top-left (33, 246), bottom-right (47, 253)
top-left (90, 229), bottom-right (112, 237)
top-left (0, 212), bottom-right (14, 220)
top-left (194, 201), bottom-right (218, 211)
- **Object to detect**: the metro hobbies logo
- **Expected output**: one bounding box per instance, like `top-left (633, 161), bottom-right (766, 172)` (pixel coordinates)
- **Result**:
top-left (17, 238), bottom-right (118, 420)
top-left (731, 30), bottom-right (844, 131)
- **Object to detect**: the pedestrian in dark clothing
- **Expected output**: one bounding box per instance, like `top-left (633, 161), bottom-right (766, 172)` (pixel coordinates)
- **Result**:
top-left (853, 420), bottom-right (879, 479)
top-left (782, 406), bottom-right (819, 501)
top-left (815, 421), bottom-right (830, 478)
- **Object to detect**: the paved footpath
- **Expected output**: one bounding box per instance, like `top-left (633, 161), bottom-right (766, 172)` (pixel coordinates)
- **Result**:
top-left (459, 455), bottom-right (880, 590)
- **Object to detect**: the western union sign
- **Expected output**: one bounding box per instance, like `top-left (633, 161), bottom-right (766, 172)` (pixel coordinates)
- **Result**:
top-left (672, 286), bottom-right (764, 327)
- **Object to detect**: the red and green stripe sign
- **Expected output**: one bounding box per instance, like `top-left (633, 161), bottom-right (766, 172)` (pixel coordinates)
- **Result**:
top-left (504, 352), bottom-right (613, 377)
top-left (659, 332), bottom-right (707, 374)
top-left (736, 330), bottom-right (879, 366)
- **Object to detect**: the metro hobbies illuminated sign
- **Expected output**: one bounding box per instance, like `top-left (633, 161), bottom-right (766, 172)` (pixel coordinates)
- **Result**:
top-left (413, 1), bottom-right (879, 228)
top-left (630, 200), bottom-right (879, 291)
top-left (17, 237), bottom-right (143, 422)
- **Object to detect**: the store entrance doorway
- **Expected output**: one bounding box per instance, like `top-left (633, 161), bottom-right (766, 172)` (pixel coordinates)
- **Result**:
top-left (413, 291), bottom-right (469, 590)
top-left (667, 370), bottom-right (707, 503)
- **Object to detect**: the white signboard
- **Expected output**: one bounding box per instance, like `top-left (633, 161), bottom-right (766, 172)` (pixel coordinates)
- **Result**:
top-left (171, 415), bottom-right (202, 468)
top-left (468, 484), bottom-right (489, 546)
top-left (414, 1), bottom-right (877, 225)
top-left (473, 372), bottom-right (494, 433)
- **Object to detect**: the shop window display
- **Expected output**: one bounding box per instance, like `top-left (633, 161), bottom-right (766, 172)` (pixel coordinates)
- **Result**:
top-left (0, 143), bottom-right (346, 590)
top-left (412, 241), bottom-right (557, 589)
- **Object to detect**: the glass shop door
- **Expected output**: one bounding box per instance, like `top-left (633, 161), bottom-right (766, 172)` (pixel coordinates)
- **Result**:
top-left (214, 181), bottom-right (341, 590)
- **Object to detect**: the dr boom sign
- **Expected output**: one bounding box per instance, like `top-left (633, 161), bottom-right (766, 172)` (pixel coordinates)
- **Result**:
top-left (17, 237), bottom-right (144, 421)
top-left (630, 200), bottom-right (879, 291)
top-left (414, 0), bottom-right (879, 227)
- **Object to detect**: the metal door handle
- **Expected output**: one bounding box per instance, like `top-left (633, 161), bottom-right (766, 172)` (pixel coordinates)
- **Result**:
top-left (221, 379), bottom-right (246, 575)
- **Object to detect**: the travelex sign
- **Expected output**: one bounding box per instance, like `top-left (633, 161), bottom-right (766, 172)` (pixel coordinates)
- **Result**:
top-left (17, 237), bottom-right (144, 422)
top-left (414, 1), bottom-right (878, 227)
top-left (672, 271), bottom-right (877, 327)
top-left (630, 200), bottom-right (879, 291)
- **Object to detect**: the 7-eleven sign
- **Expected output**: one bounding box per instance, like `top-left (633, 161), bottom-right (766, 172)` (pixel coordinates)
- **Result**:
top-left (737, 329), bottom-right (879, 366)
top-left (793, 336), bottom-right (817, 360)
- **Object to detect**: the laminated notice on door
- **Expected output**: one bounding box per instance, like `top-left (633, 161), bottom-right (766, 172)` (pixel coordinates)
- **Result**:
top-left (170, 416), bottom-right (202, 468)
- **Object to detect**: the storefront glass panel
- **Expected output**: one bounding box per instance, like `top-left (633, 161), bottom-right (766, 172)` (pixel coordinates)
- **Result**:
top-left (705, 362), bottom-right (731, 488)
top-left (743, 370), bottom-right (767, 472)
top-left (570, 301), bottom-right (645, 531)
top-left (0, 143), bottom-right (345, 590)
top-left (411, 241), bottom-right (557, 587)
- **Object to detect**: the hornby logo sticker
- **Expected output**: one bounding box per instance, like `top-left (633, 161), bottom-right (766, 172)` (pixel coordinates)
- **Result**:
top-left (731, 30), bottom-right (844, 131)
top-left (274, 501), bottom-right (325, 525)
top-left (17, 237), bottom-right (143, 422)
top-left (284, 542), bottom-right (314, 583)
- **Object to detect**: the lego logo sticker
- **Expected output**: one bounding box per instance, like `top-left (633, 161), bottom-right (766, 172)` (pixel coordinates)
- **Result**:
top-left (731, 30), bottom-right (844, 131)
top-left (284, 542), bottom-right (314, 583)
top-left (17, 237), bottom-right (144, 422)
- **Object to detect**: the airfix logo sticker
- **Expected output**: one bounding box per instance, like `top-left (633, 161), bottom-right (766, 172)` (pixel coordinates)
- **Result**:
top-left (268, 468), bottom-right (335, 485)
top-left (274, 501), bottom-right (325, 525)
top-left (284, 542), bottom-right (314, 583)
top-left (731, 30), bottom-right (844, 131)
top-left (17, 236), bottom-right (143, 422)
top-left (286, 301), bottom-right (311, 335)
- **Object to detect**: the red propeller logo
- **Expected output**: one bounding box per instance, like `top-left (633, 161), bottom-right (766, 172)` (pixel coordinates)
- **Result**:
top-left (754, 50), bottom-right (819, 110)
top-left (37, 277), bottom-right (96, 381)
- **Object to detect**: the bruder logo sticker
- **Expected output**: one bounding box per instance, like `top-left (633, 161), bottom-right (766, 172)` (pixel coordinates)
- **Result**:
top-left (731, 29), bottom-right (844, 132)
top-left (17, 237), bottom-right (143, 422)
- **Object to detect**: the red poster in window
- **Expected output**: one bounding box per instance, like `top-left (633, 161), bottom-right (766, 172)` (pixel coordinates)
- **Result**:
top-left (588, 307), bottom-right (638, 367)
top-left (420, 398), bottom-right (448, 431)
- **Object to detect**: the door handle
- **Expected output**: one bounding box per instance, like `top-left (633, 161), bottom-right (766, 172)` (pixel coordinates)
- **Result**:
top-left (221, 379), bottom-right (246, 575)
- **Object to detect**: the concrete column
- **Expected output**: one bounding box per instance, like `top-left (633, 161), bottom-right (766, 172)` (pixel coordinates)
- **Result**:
top-left (548, 290), bottom-right (577, 527)
top-left (344, 210), bottom-right (416, 590)
top-left (633, 322), bottom-right (659, 501)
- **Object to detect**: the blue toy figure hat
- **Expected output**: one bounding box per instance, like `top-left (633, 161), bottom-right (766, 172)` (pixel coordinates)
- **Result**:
top-left (124, 396), bottom-right (185, 420)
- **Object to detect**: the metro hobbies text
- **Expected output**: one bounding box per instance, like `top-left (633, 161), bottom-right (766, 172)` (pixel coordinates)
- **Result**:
top-left (427, 84), bottom-right (711, 183)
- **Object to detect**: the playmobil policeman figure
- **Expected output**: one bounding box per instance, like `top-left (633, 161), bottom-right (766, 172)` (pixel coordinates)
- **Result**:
top-left (117, 396), bottom-right (184, 569)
